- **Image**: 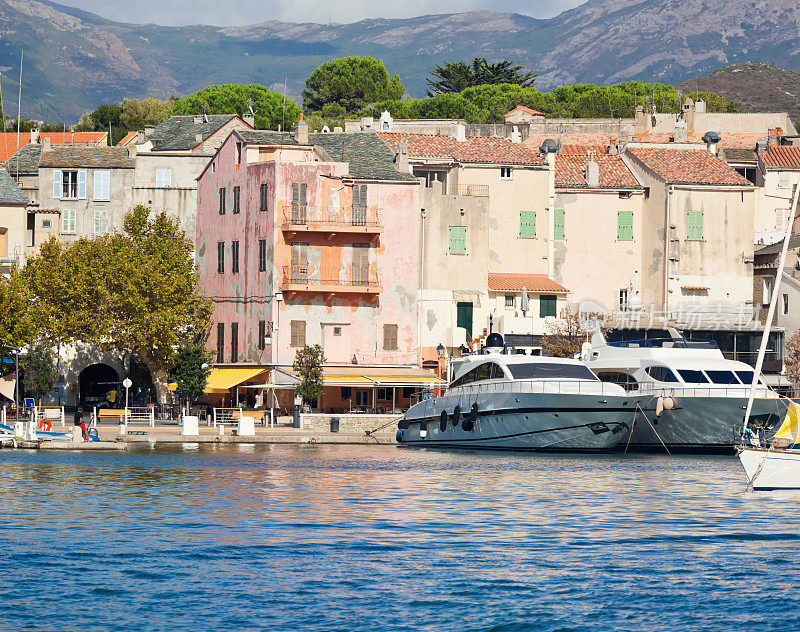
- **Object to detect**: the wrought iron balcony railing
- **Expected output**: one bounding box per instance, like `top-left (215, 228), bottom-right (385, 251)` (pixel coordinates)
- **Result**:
top-left (281, 264), bottom-right (381, 294)
top-left (282, 205), bottom-right (382, 234)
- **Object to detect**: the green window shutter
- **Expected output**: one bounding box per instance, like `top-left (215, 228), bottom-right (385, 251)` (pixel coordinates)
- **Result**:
top-left (688, 211), bottom-right (703, 241)
top-left (617, 211), bottom-right (633, 241)
top-left (449, 226), bottom-right (466, 254)
top-left (539, 294), bottom-right (557, 318)
top-left (554, 209), bottom-right (565, 240)
top-left (520, 211), bottom-right (536, 238)
top-left (456, 302), bottom-right (473, 335)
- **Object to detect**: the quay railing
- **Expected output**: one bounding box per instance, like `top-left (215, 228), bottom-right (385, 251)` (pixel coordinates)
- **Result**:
top-left (281, 206), bottom-right (382, 232)
top-left (281, 265), bottom-right (381, 293)
top-left (125, 406), bottom-right (156, 426)
top-left (34, 406), bottom-right (66, 428)
top-left (212, 407), bottom-right (243, 428)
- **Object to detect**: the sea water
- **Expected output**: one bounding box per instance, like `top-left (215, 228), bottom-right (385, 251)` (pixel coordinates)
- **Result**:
top-left (1, 444), bottom-right (799, 631)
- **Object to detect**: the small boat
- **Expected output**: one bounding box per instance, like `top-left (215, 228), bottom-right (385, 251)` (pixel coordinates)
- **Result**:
top-left (397, 334), bottom-right (643, 452)
top-left (738, 403), bottom-right (800, 490)
top-left (583, 330), bottom-right (783, 452)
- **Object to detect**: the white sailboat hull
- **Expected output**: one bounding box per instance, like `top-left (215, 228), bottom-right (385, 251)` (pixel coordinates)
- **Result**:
top-left (738, 447), bottom-right (800, 490)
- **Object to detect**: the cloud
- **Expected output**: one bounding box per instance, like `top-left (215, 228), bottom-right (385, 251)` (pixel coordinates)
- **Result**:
top-left (58, 0), bottom-right (586, 26)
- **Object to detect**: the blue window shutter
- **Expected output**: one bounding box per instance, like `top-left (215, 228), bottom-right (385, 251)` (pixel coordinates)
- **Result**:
top-left (53, 170), bottom-right (61, 199)
top-left (78, 170), bottom-right (87, 200)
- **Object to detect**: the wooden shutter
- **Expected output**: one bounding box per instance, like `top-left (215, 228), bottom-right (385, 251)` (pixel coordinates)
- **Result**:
top-left (62, 209), bottom-right (76, 234)
top-left (260, 183), bottom-right (268, 211)
top-left (52, 170), bottom-right (61, 199)
top-left (217, 241), bottom-right (225, 273)
top-left (383, 324), bottom-right (398, 350)
top-left (353, 243), bottom-right (370, 284)
top-left (688, 211), bottom-right (703, 240)
top-left (540, 295), bottom-right (557, 318)
top-left (94, 170), bottom-right (110, 201)
top-left (456, 302), bottom-right (473, 335)
top-left (554, 208), bottom-right (565, 240)
top-left (617, 211), bottom-right (633, 241)
top-left (449, 226), bottom-right (466, 254)
top-left (77, 170), bottom-right (87, 200)
top-left (291, 321), bottom-right (306, 347)
top-left (520, 211), bottom-right (536, 238)
top-left (217, 323), bottom-right (225, 361)
top-left (219, 188), bottom-right (226, 214)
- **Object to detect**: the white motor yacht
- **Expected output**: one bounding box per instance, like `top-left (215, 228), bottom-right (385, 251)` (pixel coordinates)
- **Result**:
top-left (397, 334), bottom-right (644, 451)
top-left (582, 330), bottom-right (783, 452)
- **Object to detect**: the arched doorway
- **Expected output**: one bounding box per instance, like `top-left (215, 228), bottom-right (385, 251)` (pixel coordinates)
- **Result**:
top-left (79, 364), bottom-right (121, 408)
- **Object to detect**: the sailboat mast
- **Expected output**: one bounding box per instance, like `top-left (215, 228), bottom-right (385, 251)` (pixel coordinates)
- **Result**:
top-left (743, 182), bottom-right (800, 430)
top-left (15, 50), bottom-right (22, 152)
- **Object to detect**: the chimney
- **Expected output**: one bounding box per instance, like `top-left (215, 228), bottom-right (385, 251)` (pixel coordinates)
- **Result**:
top-left (453, 122), bottom-right (466, 142)
top-left (683, 97), bottom-right (696, 133)
top-left (144, 126), bottom-right (155, 136)
top-left (674, 119), bottom-right (688, 143)
top-left (296, 113), bottom-right (309, 145)
top-left (508, 125), bottom-right (522, 144)
top-left (193, 115), bottom-right (203, 124)
top-left (243, 115), bottom-right (255, 128)
top-left (756, 139), bottom-right (767, 155)
top-left (702, 131), bottom-right (720, 155)
top-left (634, 105), bottom-right (650, 134)
top-left (768, 128), bottom-right (782, 146)
top-left (137, 131), bottom-right (146, 144)
top-left (394, 140), bottom-right (410, 174)
top-left (585, 154), bottom-right (600, 187)
top-left (359, 117), bottom-right (374, 131)
top-left (30, 129), bottom-right (40, 144)
top-left (196, 133), bottom-right (203, 143)
top-left (43, 137), bottom-right (51, 152)
top-left (127, 146), bottom-right (137, 158)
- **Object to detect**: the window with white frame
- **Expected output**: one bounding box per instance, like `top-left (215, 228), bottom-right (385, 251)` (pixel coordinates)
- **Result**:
top-left (53, 170), bottom-right (86, 199)
top-left (504, 294), bottom-right (515, 308)
top-left (93, 210), bottom-right (109, 235)
top-left (94, 170), bottom-right (110, 201)
top-left (500, 167), bottom-right (513, 180)
top-left (619, 288), bottom-right (629, 310)
top-left (155, 169), bottom-right (172, 188)
top-left (61, 209), bottom-right (77, 234)
top-left (778, 172), bottom-right (797, 189)
top-left (763, 277), bottom-right (774, 307)
top-left (776, 208), bottom-right (790, 232)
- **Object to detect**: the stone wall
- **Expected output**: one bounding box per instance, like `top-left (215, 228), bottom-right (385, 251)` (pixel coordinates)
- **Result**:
top-left (298, 414), bottom-right (400, 433)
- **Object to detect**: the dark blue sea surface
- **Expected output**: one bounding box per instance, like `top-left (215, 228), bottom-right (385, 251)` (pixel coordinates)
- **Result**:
top-left (1, 444), bottom-right (799, 631)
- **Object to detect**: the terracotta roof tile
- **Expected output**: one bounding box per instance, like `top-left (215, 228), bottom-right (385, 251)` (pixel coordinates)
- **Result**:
top-left (488, 273), bottom-right (568, 293)
top-left (761, 146), bottom-right (800, 169)
top-left (525, 133), bottom-right (618, 155)
top-left (0, 132), bottom-right (107, 162)
top-left (632, 131), bottom-right (765, 149)
top-left (626, 148), bottom-right (753, 186)
top-left (116, 131), bottom-right (138, 147)
top-left (556, 154), bottom-right (640, 189)
top-left (506, 105), bottom-right (545, 117)
top-left (40, 146), bottom-right (135, 169)
top-left (379, 132), bottom-right (547, 166)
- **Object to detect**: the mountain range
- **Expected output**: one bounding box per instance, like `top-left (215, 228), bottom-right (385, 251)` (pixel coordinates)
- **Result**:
top-left (0, 0), bottom-right (798, 123)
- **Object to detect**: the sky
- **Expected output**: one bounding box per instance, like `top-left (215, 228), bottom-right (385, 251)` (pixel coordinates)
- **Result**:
top-left (58, 0), bottom-right (586, 26)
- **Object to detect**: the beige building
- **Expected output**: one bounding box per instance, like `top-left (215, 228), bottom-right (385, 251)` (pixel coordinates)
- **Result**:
top-left (0, 167), bottom-right (29, 271)
top-left (757, 146), bottom-right (800, 245)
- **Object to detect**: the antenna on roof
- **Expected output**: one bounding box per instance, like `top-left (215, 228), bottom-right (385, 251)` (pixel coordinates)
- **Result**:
top-left (247, 98), bottom-right (255, 119)
top-left (202, 104), bottom-right (208, 123)
top-left (15, 49), bottom-right (23, 178)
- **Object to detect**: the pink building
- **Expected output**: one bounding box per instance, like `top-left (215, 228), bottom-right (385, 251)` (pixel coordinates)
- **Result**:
top-left (196, 128), bottom-right (423, 408)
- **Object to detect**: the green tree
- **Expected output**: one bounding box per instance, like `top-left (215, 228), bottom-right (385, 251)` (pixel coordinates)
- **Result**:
top-left (172, 342), bottom-right (213, 407)
top-left (293, 344), bottom-right (325, 405)
top-left (426, 58), bottom-right (536, 95)
top-left (120, 97), bottom-right (175, 130)
top-left (170, 84), bottom-right (301, 130)
top-left (0, 267), bottom-right (36, 359)
top-left (425, 61), bottom-right (475, 96)
top-left (303, 56), bottom-right (404, 112)
top-left (22, 340), bottom-right (58, 405)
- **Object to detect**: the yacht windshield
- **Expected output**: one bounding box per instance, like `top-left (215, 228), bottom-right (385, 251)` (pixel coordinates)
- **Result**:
top-left (507, 363), bottom-right (598, 381)
top-left (735, 370), bottom-right (758, 386)
top-left (677, 369), bottom-right (709, 384)
top-left (705, 370), bottom-right (740, 385)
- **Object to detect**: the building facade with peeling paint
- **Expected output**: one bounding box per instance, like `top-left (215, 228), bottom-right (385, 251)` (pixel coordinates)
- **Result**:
top-left (196, 127), bottom-right (422, 401)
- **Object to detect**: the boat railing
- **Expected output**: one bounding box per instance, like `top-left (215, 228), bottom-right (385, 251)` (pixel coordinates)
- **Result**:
top-left (413, 380), bottom-right (626, 401)
top-left (629, 383), bottom-right (776, 399)
top-left (607, 338), bottom-right (719, 350)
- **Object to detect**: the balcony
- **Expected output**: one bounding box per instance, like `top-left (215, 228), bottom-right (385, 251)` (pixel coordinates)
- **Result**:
top-left (281, 205), bottom-right (382, 237)
top-left (0, 245), bottom-right (22, 269)
top-left (281, 264), bottom-right (381, 297)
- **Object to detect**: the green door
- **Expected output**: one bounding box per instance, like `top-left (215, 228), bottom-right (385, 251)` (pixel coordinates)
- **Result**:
top-left (456, 302), bottom-right (473, 336)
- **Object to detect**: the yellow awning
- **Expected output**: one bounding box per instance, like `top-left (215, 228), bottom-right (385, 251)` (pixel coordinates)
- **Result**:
top-left (204, 368), bottom-right (269, 394)
top-left (280, 365), bottom-right (443, 388)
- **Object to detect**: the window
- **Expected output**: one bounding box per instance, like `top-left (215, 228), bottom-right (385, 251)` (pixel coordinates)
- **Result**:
top-left (784, 293), bottom-right (789, 315)
top-left (617, 210), bottom-right (633, 241)
top-left (55, 170), bottom-right (83, 199)
top-left (353, 243), bottom-right (370, 285)
top-left (619, 289), bottom-right (628, 310)
top-left (291, 242), bottom-right (308, 282)
top-left (230, 323), bottom-right (238, 363)
top-left (291, 183), bottom-right (307, 222)
top-left (687, 210), bottom-right (703, 240)
top-left (763, 277), bottom-right (774, 306)
top-left (233, 186), bottom-right (241, 214)
top-left (505, 294), bottom-right (515, 308)
top-left (258, 321), bottom-right (266, 350)
top-left (260, 183), bottom-right (269, 211)
top-left (554, 209), bottom-right (565, 240)
top-left (735, 166), bottom-right (757, 185)
top-left (333, 326), bottom-right (342, 336)
top-left (61, 209), bottom-right (77, 234)
top-left (705, 370), bottom-right (739, 385)
top-left (519, 211), bottom-right (536, 238)
top-left (291, 320), bottom-right (306, 348)
top-left (26, 214), bottom-right (34, 247)
top-left (507, 363), bottom-right (598, 381)
top-left (216, 323), bottom-right (225, 362)
top-left (42, 219), bottom-right (51, 228)
top-left (219, 187), bottom-right (226, 215)
top-left (236, 142), bottom-right (243, 165)
top-left (645, 365), bottom-right (679, 383)
top-left (776, 208), bottom-right (790, 232)
top-left (231, 241), bottom-right (239, 274)
top-left (778, 172), bottom-right (794, 189)
top-left (677, 370), bottom-right (709, 384)
top-left (155, 169), bottom-right (172, 188)
top-left (383, 324), bottom-right (398, 351)
top-left (352, 185), bottom-right (367, 225)
top-left (540, 294), bottom-right (557, 318)
top-left (217, 241), bottom-right (225, 274)
top-left (456, 301), bottom-right (473, 336)
top-left (449, 226), bottom-right (466, 254)
top-left (258, 239), bottom-right (267, 272)
top-left (500, 167), bottom-right (513, 179)
top-left (94, 170), bottom-right (110, 201)
top-left (412, 169), bottom-right (447, 191)
top-left (93, 210), bottom-right (109, 235)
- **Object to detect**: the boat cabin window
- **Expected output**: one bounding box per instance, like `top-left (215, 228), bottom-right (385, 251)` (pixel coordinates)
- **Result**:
top-left (677, 369), bottom-right (709, 384)
top-left (450, 362), bottom-right (504, 388)
top-left (507, 363), bottom-right (598, 381)
top-left (596, 371), bottom-right (639, 391)
top-left (645, 365), bottom-right (679, 383)
top-left (704, 370), bottom-right (739, 385)
top-left (735, 370), bottom-right (759, 386)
